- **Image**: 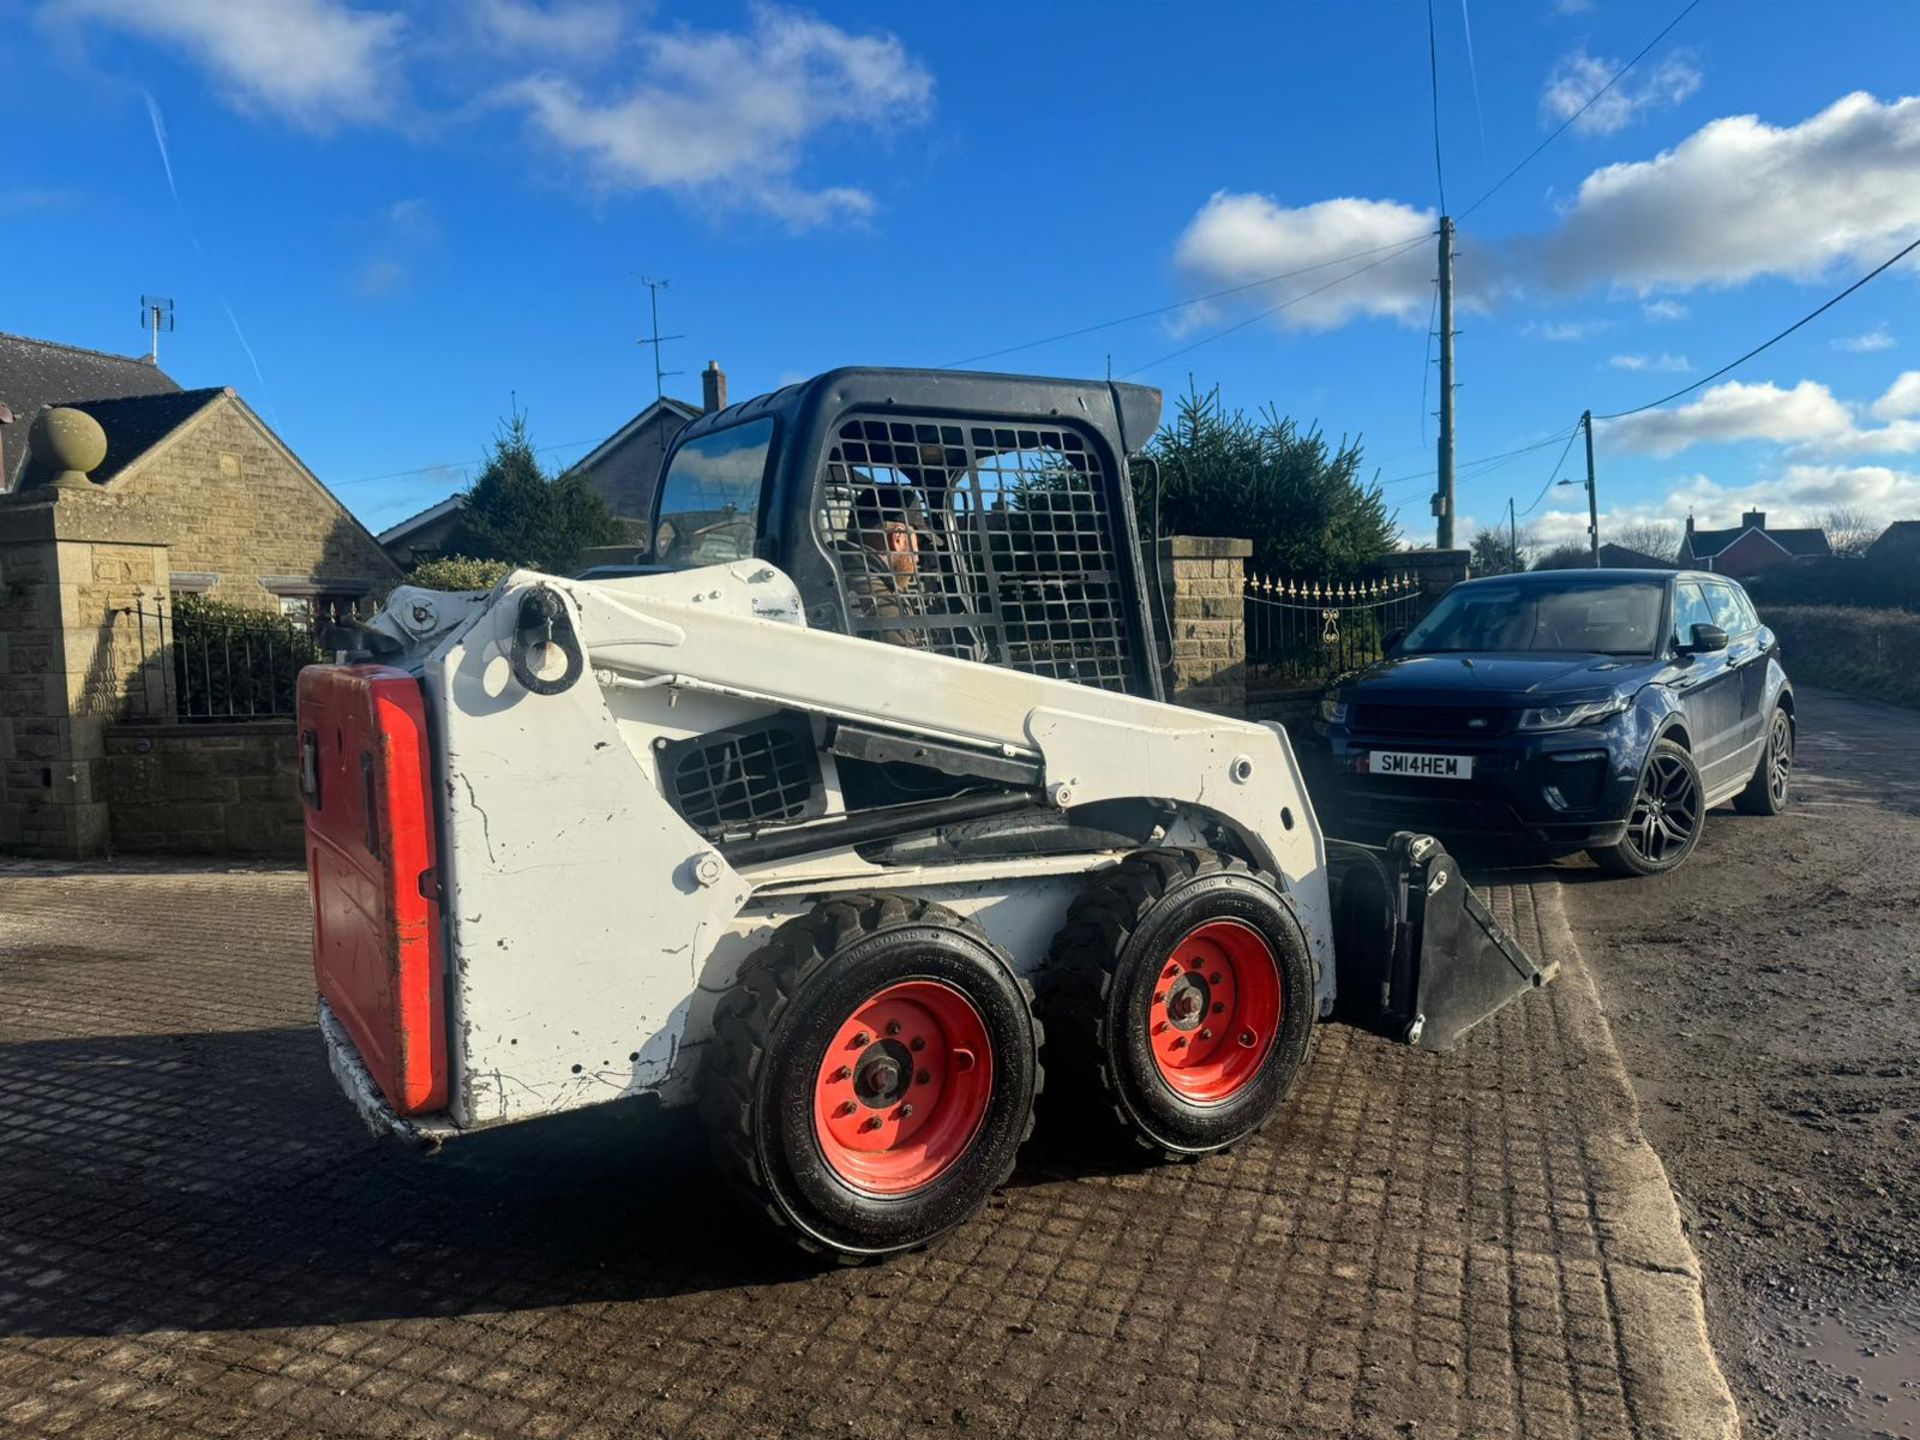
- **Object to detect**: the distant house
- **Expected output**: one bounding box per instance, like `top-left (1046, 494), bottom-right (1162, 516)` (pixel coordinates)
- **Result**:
top-left (377, 494), bottom-right (464, 568)
top-left (1596, 542), bottom-right (1676, 569)
top-left (573, 361), bottom-right (729, 540)
top-left (1676, 510), bottom-right (1831, 579)
top-left (0, 331), bottom-right (398, 612)
top-left (1865, 519), bottom-right (1920, 564)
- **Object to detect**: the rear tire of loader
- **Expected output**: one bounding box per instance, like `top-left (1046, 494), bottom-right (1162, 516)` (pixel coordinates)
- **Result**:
top-left (1043, 849), bottom-right (1317, 1159)
top-left (700, 893), bottom-right (1042, 1262)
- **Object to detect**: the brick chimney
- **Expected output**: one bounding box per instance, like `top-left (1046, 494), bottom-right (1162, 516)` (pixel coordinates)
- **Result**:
top-left (1742, 509), bottom-right (1767, 531)
top-left (701, 360), bottom-right (727, 413)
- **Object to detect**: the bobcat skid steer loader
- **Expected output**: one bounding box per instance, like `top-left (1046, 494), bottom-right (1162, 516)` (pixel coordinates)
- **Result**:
top-left (299, 368), bottom-right (1552, 1259)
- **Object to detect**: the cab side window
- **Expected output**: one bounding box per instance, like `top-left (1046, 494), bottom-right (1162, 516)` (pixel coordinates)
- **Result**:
top-left (1705, 583), bottom-right (1748, 635)
top-left (1671, 581), bottom-right (1716, 649)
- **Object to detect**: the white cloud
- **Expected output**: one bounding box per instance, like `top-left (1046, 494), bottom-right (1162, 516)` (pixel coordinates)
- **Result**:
top-left (1602, 380), bottom-right (1854, 456)
top-left (1609, 352), bottom-right (1691, 373)
top-left (1642, 299), bottom-right (1687, 321)
top-left (1526, 318), bottom-right (1608, 341)
top-left (500, 7), bottom-right (932, 225)
top-left (1874, 371), bottom-right (1920, 420)
top-left (1528, 465), bottom-right (1920, 546)
top-left (1542, 46), bottom-right (1701, 136)
top-left (1835, 325), bottom-right (1896, 353)
top-left (1536, 93), bottom-right (1920, 293)
top-left (61, 0), bottom-right (405, 130)
top-left (1170, 194), bottom-right (1437, 331)
top-left (470, 0), bottom-right (621, 60)
top-left (350, 197), bottom-right (439, 297)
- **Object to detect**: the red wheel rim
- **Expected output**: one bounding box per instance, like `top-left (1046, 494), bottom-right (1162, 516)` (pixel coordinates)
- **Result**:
top-left (812, 980), bottom-right (993, 1195)
top-left (1147, 919), bottom-right (1282, 1103)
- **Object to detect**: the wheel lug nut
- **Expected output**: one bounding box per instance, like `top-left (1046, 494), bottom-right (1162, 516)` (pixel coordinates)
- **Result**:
top-left (836, 1101), bottom-right (856, 1117)
top-left (853, 1031), bottom-right (871, 1047)
top-left (1209, 972), bottom-right (1222, 984)
top-left (897, 1104), bottom-right (914, 1120)
top-left (1172, 1036), bottom-right (1188, 1049)
top-left (915, 1069), bottom-right (930, 1085)
top-left (886, 1021), bottom-right (902, 1036)
top-left (1153, 991), bottom-right (1166, 1003)
top-left (1212, 1002), bottom-right (1224, 1014)
top-left (863, 1116), bottom-right (883, 1131)
top-left (910, 1036), bottom-right (926, 1052)
top-left (1200, 1028), bottom-right (1212, 1040)
top-left (1153, 1020), bottom-right (1167, 1034)
top-left (832, 1066), bottom-right (851, 1082)
top-left (1164, 965), bottom-right (1178, 978)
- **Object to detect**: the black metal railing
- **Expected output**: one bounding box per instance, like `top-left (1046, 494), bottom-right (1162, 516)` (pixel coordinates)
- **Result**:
top-left (1244, 571), bottom-right (1421, 691)
top-left (106, 596), bottom-right (367, 722)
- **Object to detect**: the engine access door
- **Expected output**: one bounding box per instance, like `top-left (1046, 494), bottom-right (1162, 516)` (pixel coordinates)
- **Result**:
top-left (297, 664), bottom-right (448, 1115)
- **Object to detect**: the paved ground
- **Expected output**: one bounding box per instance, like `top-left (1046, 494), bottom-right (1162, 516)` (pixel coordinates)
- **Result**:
top-left (1541, 689), bottom-right (1920, 1440)
top-left (0, 861), bottom-right (1732, 1437)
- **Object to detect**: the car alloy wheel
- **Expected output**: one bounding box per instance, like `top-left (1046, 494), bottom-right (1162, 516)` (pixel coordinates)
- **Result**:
top-left (1625, 750), bottom-right (1700, 865)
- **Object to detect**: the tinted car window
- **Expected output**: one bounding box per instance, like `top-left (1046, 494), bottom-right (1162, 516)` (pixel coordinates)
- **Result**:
top-left (652, 418), bottom-right (775, 565)
top-left (1705, 583), bottom-right (1747, 634)
top-left (1401, 577), bottom-right (1664, 655)
top-left (1730, 585), bottom-right (1761, 633)
top-left (1672, 581), bottom-right (1716, 648)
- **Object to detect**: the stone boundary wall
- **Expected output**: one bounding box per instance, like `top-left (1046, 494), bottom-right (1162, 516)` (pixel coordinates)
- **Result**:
top-left (102, 721), bottom-right (302, 858)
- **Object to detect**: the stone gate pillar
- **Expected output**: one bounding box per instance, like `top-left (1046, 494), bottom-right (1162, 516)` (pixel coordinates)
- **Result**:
top-left (1161, 535), bottom-right (1249, 718)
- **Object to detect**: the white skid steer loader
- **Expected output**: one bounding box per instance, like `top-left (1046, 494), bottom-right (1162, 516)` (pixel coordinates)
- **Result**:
top-left (299, 369), bottom-right (1553, 1259)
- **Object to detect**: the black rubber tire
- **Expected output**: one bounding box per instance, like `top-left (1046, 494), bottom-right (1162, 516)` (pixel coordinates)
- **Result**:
top-left (1588, 737), bottom-right (1705, 877)
top-left (1041, 849), bottom-right (1318, 1159)
top-left (1734, 706), bottom-right (1794, 816)
top-left (699, 893), bottom-right (1042, 1261)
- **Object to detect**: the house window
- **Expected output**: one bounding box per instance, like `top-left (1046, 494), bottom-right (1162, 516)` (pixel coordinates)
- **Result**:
top-left (278, 595), bottom-right (314, 620)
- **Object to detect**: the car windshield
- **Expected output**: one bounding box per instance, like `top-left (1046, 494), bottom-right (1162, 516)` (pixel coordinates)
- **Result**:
top-left (1400, 577), bottom-right (1665, 656)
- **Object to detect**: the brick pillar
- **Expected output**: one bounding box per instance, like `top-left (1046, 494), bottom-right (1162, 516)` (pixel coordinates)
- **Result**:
top-left (1163, 535), bottom-right (1249, 717)
top-left (0, 493), bottom-right (170, 856)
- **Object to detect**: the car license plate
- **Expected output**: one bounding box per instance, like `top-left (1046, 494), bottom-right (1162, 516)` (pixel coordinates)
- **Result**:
top-left (1368, 750), bottom-right (1474, 779)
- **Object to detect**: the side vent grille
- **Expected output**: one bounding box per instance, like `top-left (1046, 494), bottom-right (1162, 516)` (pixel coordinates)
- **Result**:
top-left (660, 715), bottom-right (822, 833)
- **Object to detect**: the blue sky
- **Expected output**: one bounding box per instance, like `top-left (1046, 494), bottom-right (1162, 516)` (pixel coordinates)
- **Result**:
top-left (7, 0), bottom-right (1920, 553)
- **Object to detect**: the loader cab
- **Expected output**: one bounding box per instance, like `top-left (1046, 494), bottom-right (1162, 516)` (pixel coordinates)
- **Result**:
top-left (650, 368), bottom-right (1167, 701)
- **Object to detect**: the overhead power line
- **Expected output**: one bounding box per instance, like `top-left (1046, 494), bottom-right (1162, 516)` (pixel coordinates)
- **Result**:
top-left (1377, 427), bottom-right (1580, 491)
top-left (1517, 424), bottom-right (1583, 516)
top-left (1425, 0), bottom-right (1448, 213)
top-left (1459, 0), bottom-right (1704, 221)
top-left (1119, 233), bottom-right (1433, 379)
top-left (939, 233), bottom-right (1436, 370)
top-left (334, 436), bottom-right (602, 490)
top-left (1594, 231), bottom-right (1920, 420)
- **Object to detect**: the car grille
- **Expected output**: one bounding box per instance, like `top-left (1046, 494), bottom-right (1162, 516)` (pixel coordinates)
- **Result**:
top-left (1349, 703), bottom-right (1511, 736)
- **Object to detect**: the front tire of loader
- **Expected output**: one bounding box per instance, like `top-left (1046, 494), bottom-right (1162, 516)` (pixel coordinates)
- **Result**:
top-left (700, 893), bottom-right (1042, 1262)
top-left (1044, 850), bottom-right (1317, 1159)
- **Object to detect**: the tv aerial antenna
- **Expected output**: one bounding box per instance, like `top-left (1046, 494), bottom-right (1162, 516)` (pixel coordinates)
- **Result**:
top-left (636, 276), bottom-right (683, 402)
top-left (140, 295), bottom-right (175, 365)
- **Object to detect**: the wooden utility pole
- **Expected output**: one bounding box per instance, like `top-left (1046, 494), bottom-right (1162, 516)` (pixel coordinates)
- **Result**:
top-left (1582, 410), bottom-right (1600, 567)
top-left (1435, 217), bottom-right (1456, 549)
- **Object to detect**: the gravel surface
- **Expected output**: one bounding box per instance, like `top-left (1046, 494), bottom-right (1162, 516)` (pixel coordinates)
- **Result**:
top-left (1548, 689), bottom-right (1920, 1440)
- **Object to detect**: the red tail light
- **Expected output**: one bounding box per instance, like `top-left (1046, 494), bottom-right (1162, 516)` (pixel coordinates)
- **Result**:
top-left (298, 665), bottom-right (447, 1115)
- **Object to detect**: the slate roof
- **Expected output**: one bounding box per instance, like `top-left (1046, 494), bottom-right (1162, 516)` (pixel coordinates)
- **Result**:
top-left (7, 388), bottom-right (226, 490)
top-left (377, 493), bottom-right (464, 546)
top-left (1596, 542), bottom-right (1676, 569)
top-left (1683, 525), bottom-right (1831, 560)
top-left (1867, 519), bottom-right (1920, 558)
top-left (572, 395), bottom-right (701, 474)
top-left (0, 332), bottom-right (183, 488)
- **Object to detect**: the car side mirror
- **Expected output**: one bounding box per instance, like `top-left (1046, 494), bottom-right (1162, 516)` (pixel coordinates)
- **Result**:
top-left (1682, 622), bottom-right (1729, 655)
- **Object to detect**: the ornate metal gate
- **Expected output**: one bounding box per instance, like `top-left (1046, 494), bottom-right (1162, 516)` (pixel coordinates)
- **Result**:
top-left (1244, 571), bottom-right (1421, 689)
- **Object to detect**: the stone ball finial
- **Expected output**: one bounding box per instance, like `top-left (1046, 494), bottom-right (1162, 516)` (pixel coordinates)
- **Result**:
top-left (32, 406), bottom-right (108, 489)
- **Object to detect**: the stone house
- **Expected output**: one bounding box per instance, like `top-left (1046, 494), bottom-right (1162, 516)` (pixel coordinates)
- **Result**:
top-left (0, 332), bottom-right (397, 613)
top-left (1676, 510), bottom-right (1832, 579)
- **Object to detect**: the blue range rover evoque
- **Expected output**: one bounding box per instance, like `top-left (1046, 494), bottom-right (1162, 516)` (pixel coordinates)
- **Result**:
top-left (1315, 568), bottom-right (1795, 876)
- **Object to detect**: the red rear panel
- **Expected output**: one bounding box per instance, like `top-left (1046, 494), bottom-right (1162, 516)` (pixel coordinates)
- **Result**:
top-left (297, 664), bottom-right (448, 1115)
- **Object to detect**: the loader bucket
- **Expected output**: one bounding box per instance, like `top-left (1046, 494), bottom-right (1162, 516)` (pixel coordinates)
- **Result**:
top-left (1327, 832), bottom-right (1555, 1053)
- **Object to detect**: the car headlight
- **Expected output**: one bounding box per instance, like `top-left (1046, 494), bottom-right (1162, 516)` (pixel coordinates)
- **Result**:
top-left (1318, 695), bottom-right (1348, 724)
top-left (1516, 695), bottom-right (1630, 731)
